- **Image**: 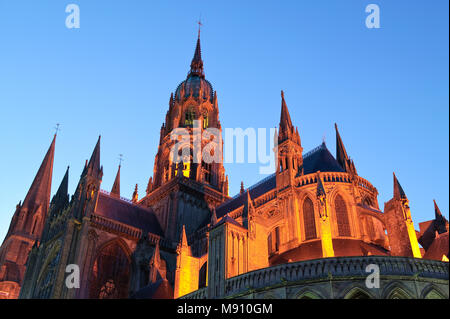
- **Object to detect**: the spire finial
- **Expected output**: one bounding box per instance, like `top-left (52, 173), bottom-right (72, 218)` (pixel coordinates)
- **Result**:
top-left (189, 24), bottom-right (205, 78)
top-left (118, 154), bottom-right (124, 167)
top-left (197, 18), bottom-right (203, 39)
top-left (111, 164), bottom-right (121, 198)
top-left (54, 123), bottom-right (61, 137)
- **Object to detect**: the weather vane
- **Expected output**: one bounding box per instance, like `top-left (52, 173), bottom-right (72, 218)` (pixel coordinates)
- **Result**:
top-left (118, 154), bottom-right (124, 166)
top-left (198, 16), bottom-right (203, 38)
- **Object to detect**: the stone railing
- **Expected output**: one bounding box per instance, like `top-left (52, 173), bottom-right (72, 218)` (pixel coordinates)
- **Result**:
top-left (182, 287), bottom-right (208, 299)
top-left (354, 176), bottom-right (377, 194)
top-left (223, 256), bottom-right (449, 297)
top-left (296, 172), bottom-right (352, 188)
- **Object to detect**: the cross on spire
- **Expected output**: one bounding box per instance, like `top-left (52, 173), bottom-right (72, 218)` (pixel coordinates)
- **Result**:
top-left (197, 18), bottom-right (203, 38)
top-left (118, 154), bottom-right (124, 166)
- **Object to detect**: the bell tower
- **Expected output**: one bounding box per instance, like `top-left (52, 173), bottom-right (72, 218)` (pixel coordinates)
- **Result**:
top-left (141, 33), bottom-right (228, 242)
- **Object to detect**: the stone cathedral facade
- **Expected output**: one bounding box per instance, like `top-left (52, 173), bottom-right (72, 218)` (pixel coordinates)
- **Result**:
top-left (0, 35), bottom-right (448, 300)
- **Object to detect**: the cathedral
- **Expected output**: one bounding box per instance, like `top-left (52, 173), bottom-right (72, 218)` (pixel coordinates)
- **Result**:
top-left (0, 34), bottom-right (448, 300)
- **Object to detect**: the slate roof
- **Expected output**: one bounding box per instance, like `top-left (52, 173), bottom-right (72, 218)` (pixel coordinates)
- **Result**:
top-left (95, 192), bottom-right (163, 236)
top-left (216, 143), bottom-right (344, 218)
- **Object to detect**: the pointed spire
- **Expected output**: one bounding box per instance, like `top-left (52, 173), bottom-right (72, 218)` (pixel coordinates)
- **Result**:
top-left (393, 173), bottom-right (407, 200)
top-left (434, 199), bottom-right (443, 219)
top-left (180, 225), bottom-right (188, 247)
top-left (316, 174), bottom-right (326, 199)
top-left (132, 184), bottom-right (138, 203)
top-left (87, 136), bottom-right (102, 178)
top-left (335, 123), bottom-right (356, 175)
top-left (21, 134), bottom-right (56, 212)
top-left (111, 165), bottom-right (121, 198)
top-left (335, 123), bottom-right (349, 165)
top-left (189, 33), bottom-right (204, 78)
top-left (240, 181), bottom-right (245, 195)
top-left (433, 199), bottom-right (449, 234)
top-left (243, 190), bottom-right (254, 221)
top-left (279, 90), bottom-right (293, 134)
top-left (51, 166), bottom-right (69, 207)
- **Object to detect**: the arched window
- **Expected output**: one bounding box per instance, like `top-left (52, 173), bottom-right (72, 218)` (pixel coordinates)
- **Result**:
top-left (363, 197), bottom-right (373, 207)
top-left (303, 197), bottom-right (317, 240)
top-left (202, 162), bottom-right (212, 184)
top-left (335, 195), bottom-right (351, 237)
top-left (185, 108), bottom-right (195, 126)
top-left (89, 241), bottom-right (130, 299)
top-left (198, 262), bottom-right (207, 288)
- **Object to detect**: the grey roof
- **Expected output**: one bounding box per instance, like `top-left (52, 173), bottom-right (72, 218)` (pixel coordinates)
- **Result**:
top-left (216, 143), bottom-right (344, 218)
top-left (96, 192), bottom-right (164, 236)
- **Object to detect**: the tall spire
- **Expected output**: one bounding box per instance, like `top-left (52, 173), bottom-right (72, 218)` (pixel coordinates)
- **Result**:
top-left (335, 123), bottom-right (357, 175)
top-left (278, 90), bottom-right (298, 145)
top-left (189, 31), bottom-right (205, 78)
top-left (111, 165), bottom-right (121, 198)
top-left (279, 90), bottom-right (293, 132)
top-left (86, 136), bottom-right (102, 178)
top-left (21, 134), bottom-right (56, 212)
top-left (393, 173), bottom-right (407, 200)
top-left (335, 123), bottom-right (349, 165)
top-left (52, 166), bottom-right (69, 206)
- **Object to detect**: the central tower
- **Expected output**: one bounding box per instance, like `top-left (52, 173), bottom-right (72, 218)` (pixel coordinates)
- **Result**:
top-left (141, 34), bottom-right (228, 242)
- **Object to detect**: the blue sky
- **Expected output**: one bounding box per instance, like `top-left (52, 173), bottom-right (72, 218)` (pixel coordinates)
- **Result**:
top-left (0, 0), bottom-right (448, 243)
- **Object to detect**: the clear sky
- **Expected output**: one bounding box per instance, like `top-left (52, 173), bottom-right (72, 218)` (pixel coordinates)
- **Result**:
top-left (0, 0), bottom-right (448, 243)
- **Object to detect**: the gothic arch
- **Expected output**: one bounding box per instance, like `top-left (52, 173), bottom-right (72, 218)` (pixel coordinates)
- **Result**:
top-left (343, 286), bottom-right (375, 299)
top-left (89, 238), bottom-right (132, 299)
top-left (35, 240), bottom-right (62, 298)
top-left (198, 261), bottom-right (207, 289)
top-left (421, 285), bottom-right (447, 299)
top-left (362, 196), bottom-right (373, 207)
top-left (294, 289), bottom-right (324, 299)
top-left (382, 282), bottom-right (414, 299)
top-left (36, 240), bottom-right (61, 285)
